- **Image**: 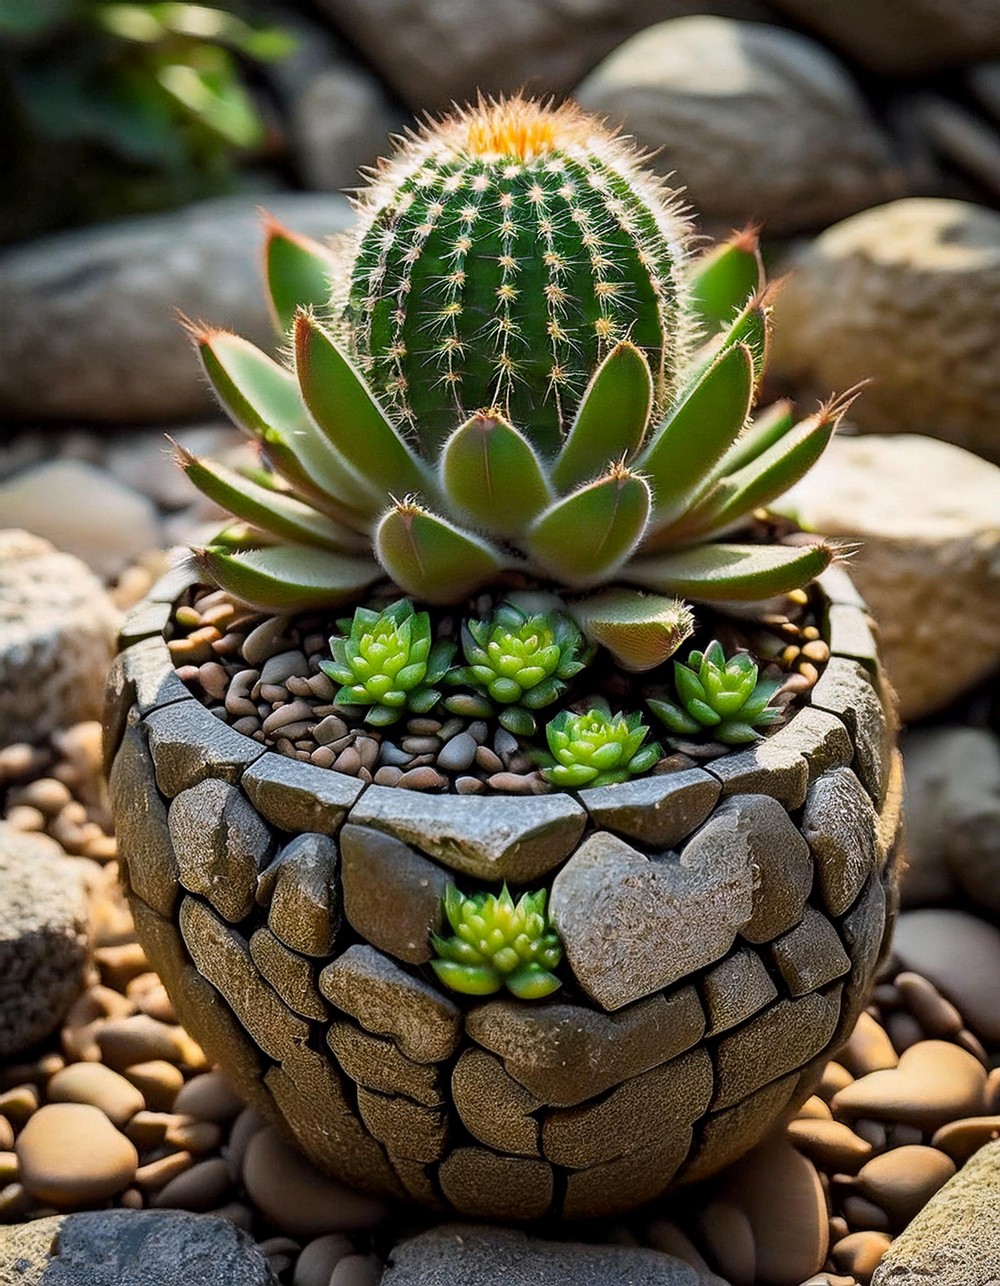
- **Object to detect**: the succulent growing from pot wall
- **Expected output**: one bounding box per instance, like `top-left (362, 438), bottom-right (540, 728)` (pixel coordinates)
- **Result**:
top-left (176, 96), bottom-right (845, 673)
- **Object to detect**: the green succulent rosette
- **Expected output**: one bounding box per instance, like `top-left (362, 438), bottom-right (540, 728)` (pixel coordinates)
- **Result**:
top-left (445, 602), bottom-right (592, 735)
top-left (540, 700), bottom-right (662, 789)
top-left (319, 597), bottom-right (455, 726)
top-left (431, 884), bottom-right (563, 1000)
top-left (648, 638), bottom-right (783, 745)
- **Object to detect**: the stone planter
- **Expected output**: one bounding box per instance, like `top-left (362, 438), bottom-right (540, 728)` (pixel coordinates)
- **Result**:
top-left (105, 563), bottom-right (901, 1221)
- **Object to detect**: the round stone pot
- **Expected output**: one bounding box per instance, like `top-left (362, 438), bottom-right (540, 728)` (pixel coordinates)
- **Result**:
top-left (104, 563), bottom-right (902, 1222)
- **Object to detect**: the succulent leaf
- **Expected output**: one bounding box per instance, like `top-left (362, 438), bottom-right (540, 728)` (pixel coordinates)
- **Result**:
top-left (690, 295), bottom-right (770, 393)
top-left (624, 541), bottom-right (835, 602)
top-left (540, 701), bottom-right (662, 789)
top-left (264, 218), bottom-right (338, 334)
top-left (688, 229), bottom-right (763, 336)
top-left (194, 543), bottom-right (379, 613)
top-left (650, 639), bottom-right (785, 744)
top-left (375, 501), bottom-right (505, 603)
top-left (568, 588), bottom-right (695, 672)
top-left (712, 399), bottom-right (795, 479)
top-left (527, 466), bottom-right (651, 587)
top-left (440, 411), bottom-right (552, 538)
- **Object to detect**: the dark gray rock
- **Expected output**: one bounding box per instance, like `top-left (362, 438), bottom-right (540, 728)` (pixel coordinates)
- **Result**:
top-left (436, 1151), bottom-right (554, 1222)
top-left (550, 820), bottom-right (755, 1010)
top-left (451, 1048), bottom-right (542, 1157)
top-left (145, 700), bottom-right (263, 799)
top-left (770, 906), bottom-right (851, 996)
top-left (347, 786), bottom-right (586, 883)
top-left (579, 768), bottom-right (721, 849)
top-left (241, 754), bottom-right (362, 836)
top-left (708, 706), bottom-right (851, 807)
top-left (327, 1021), bottom-right (445, 1107)
top-left (802, 766), bottom-right (878, 917)
top-left (340, 824), bottom-right (449, 964)
top-left (466, 989), bottom-right (704, 1108)
top-left (382, 1224), bottom-right (722, 1285)
top-left (727, 794), bottom-right (812, 944)
top-left (257, 832), bottom-right (340, 957)
top-left (119, 598), bottom-right (173, 649)
top-left (356, 1086), bottom-right (448, 1163)
top-left (827, 603), bottom-right (880, 671)
top-left (249, 929), bottom-right (327, 1021)
top-left (701, 947), bottom-right (778, 1037)
top-left (110, 723), bottom-right (179, 918)
top-left (290, 62), bottom-right (401, 192)
top-left (0, 825), bottom-right (89, 1058)
top-left (169, 779), bottom-right (274, 923)
top-left (0, 1209), bottom-right (278, 1285)
top-left (319, 945), bottom-right (460, 1063)
top-left (836, 876), bottom-right (889, 1045)
top-left (811, 657), bottom-right (892, 805)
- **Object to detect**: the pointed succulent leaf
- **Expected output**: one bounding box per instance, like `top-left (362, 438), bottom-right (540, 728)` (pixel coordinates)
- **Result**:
top-left (674, 663), bottom-right (708, 709)
top-left (624, 541), bottom-right (835, 601)
top-left (505, 965), bottom-right (562, 1001)
top-left (551, 341), bottom-right (654, 492)
top-left (646, 697), bottom-right (701, 736)
top-left (375, 502), bottom-right (505, 603)
top-left (715, 721), bottom-right (764, 746)
top-left (640, 342), bottom-right (754, 532)
top-left (688, 295), bottom-right (770, 393)
top-left (713, 399), bottom-right (795, 479)
top-left (740, 677), bottom-right (783, 719)
top-left (430, 960), bottom-right (503, 995)
top-left (568, 588), bottom-right (695, 673)
top-left (440, 411), bottom-right (552, 538)
top-left (527, 466), bottom-right (651, 587)
top-left (194, 543), bottom-right (379, 612)
top-left (688, 230), bottom-right (763, 336)
top-left (264, 218), bottom-right (338, 334)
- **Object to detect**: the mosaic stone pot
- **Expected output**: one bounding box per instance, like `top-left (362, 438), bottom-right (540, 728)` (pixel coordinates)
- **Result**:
top-left (104, 562), bottom-right (902, 1221)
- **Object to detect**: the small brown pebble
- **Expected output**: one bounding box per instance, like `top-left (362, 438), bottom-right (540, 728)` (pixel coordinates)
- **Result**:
top-left (0, 1118), bottom-right (14, 1150)
top-left (695, 1200), bottom-right (755, 1286)
top-left (259, 683), bottom-right (289, 704)
top-left (242, 617), bottom-right (293, 665)
top-left (233, 717), bottom-right (260, 737)
top-left (285, 676), bottom-right (313, 697)
top-left (47, 1063), bottom-right (145, 1129)
top-left (0, 1085), bottom-right (40, 1128)
top-left (306, 673), bottom-right (335, 700)
top-left (120, 1186), bottom-right (144, 1209)
top-left (330, 1254), bottom-right (382, 1286)
top-left (855, 1144), bottom-right (955, 1227)
top-left (200, 602), bottom-right (236, 628)
top-left (5, 805), bottom-right (46, 832)
top-left (135, 1150), bottom-right (195, 1192)
top-left (175, 605), bottom-right (201, 628)
top-left (801, 639), bottom-right (831, 663)
top-left (853, 1119), bottom-right (888, 1152)
top-left (373, 766), bottom-right (403, 786)
top-left (788, 1118), bottom-right (872, 1173)
top-left (198, 662), bottom-right (231, 701)
top-left (95, 942), bottom-right (150, 992)
top-left (955, 1028), bottom-right (989, 1064)
top-left (401, 735), bottom-right (441, 755)
top-left (840, 1013), bottom-right (898, 1078)
top-left (455, 775), bottom-right (486, 794)
top-left (294, 1234), bottom-right (354, 1286)
top-left (310, 746), bottom-right (338, 769)
top-left (797, 1096), bottom-right (833, 1120)
top-left (0, 1153), bottom-right (18, 1184)
top-left (124, 1060), bottom-right (184, 1112)
top-left (841, 1193), bottom-right (891, 1232)
top-left (224, 1106), bottom-right (267, 1179)
top-left (487, 771), bottom-right (535, 793)
top-left (152, 1156), bottom-right (232, 1211)
top-left (406, 718), bottom-right (441, 736)
top-left (313, 715), bottom-right (349, 745)
top-left (133, 982), bottom-right (177, 1025)
top-left (16, 1103), bottom-right (138, 1207)
top-left (123, 1110), bottom-right (185, 1149)
top-left (830, 1230), bottom-right (892, 1284)
top-left (13, 777), bottom-right (72, 815)
top-left (165, 1119), bottom-right (223, 1155)
top-left (0, 1183), bottom-right (31, 1219)
top-left (174, 664), bottom-right (200, 684)
top-left (173, 1071), bottom-right (243, 1123)
top-left (931, 1115), bottom-right (1000, 1165)
top-left (334, 746), bottom-right (363, 775)
top-left (820, 1062), bottom-right (855, 1100)
top-left (474, 745), bottom-right (504, 773)
top-left (397, 766), bottom-right (447, 790)
top-left (827, 1216), bottom-right (850, 1243)
top-left (799, 1276), bottom-right (857, 1286)
top-left (895, 972), bottom-right (963, 1038)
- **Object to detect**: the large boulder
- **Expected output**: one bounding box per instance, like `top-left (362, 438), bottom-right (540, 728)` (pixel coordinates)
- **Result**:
top-left (0, 193), bottom-right (353, 425)
top-left (575, 17), bottom-right (899, 234)
top-left (289, 63), bottom-right (401, 193)
top-left (776, 435), bottom-right (1000, 722)
top-left (771, 199), bottom-right (1000, 462)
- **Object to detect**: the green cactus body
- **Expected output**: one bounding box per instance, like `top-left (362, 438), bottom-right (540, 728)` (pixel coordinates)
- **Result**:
top-left (343, 106), bottom-right (689, 454)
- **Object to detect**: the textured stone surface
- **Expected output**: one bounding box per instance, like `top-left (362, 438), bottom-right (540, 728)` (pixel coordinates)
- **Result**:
top-left (0, 529), bottom-right (118, 745)
top-left (328, 1022), bottom-right (445, 1108)
top-left (0, 824), bottom-right (90, 1058)
top-left (728, 794), bottom-right (813, 943)
top-left (579, 769), bottom-right (720, 849)
top-left (356, 1086), bottom-right (448, 1163)
top-left (257, 832), bottom-right (340, 957)
top-left (680, 1072), bottom-right (801, 1185)
top-left (701, 948), bottom-right (778, 1037)
top-left (16, 1103), bottom-right (138, 1208)
top-left (436, 1149), bottom-right (553, 1221)
top-left (576, 17), bottom-right (898, 234)
top-left (551, 820), bottom-right (754, 1010)
top-left (290, 62), bottom-right (401, 192)
top-left (706, 722), bottom-right (810, 807)
top-left (804, 767), bottom-right (878, 916)
top-left (0, 1209), bottom-right (279, 1286)
top-left (241, 754), bottom-right (362, 836)
top-left (146, 700), bottom-right (263, 798)
top-left (319, 945), bottom-right (460, 1063)
top-left (248, 929), bottom-right (327, 1021)
top-left (110, 723), bottom-right (179, 918)
top-left (810, 655), bottom-right (891, 795)
top-left (169, 780), bottom-right (273, 923)
top-left (771, 906), bottom-right (851, 997)
top-left (340, 824), bottom-right (449, 964)
top-left (348, 786), bottom-right (586, 882)
top-left (451, 1048), bottom-right (541, 1157)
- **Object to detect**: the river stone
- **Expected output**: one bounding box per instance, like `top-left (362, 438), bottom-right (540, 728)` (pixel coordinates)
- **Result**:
top-left (340, 824), bottom-right (449, 964)
top-left (290, 62), bottom-right (401, 192)
top-left (436, 1150), bottom-right (554, 1222)
top-left (702, 947), bottom-right (778, 1036)
top-left (169, 780), bottom-right (273, 923)
top-left (109, 724), bottom-right (178, 918)
top-left (319, 945), bottom-right (460, 1063)
top-left (803, 767), bottom-right (878, 917)
top-left (248, 929), bottom-right (327, 1021)
top-left (241, 755), bottom-right (362, 836)
top-left (551, 816), bottom-right (755, 1010)
top-left (0, 1209), bottom-right (279, 1285)
top-left (771, 906), bottom-right (851, 997)
top-left (0, 530), bottom-right (118, 746)
top-left (17, 1103), bottom-right (138, 1208)
top-left (347, 787), bottom-right (586, 882)
top-left (257, 832), bottom-right (340, 957)
top-left (381, 1223), bottom-right (724, 1285)
top-left (465, 988), bottom-right (705, 1107)
top-left (115, 637), bottom-right (191, 718)
top-left (356, 1087), bottom-right (448, 1163)
top-left (810, 659), bottom-right (891, 805)
top-left (893, 909), bottom-right (1000, 1045)
top-left (576, 17), bottom-right (898, 234)
top-left (725, 794), bottom-right (812, 943)
top-left (0, 193), bottom-right (354, 424)
top-left (451, 1048), bottom-right (542, 1157)
top-left (579, 769), bottom-right (721, 849)
top-left (145, 700), bottom-right (263, 798)
top-left (327, 1022), bottom-right (445, 1108)
top-left (561, 1126), bottom-right (703, 1221)
top-left (831, 1040), bottom-right (987, 1132)
top-left (870, 1139), bottom-right (1000, 1284)
top-left (706, 714), bottom-right (821, 807)
top-left (0, 824), bottom-right (90, 1058)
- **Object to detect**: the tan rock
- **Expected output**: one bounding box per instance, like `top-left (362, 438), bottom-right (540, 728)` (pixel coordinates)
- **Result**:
top-left (788, 1117), bottom-right (872, 1173)
top-left (831, 1040), bottom-right (987, 1131)
top-left (856, 1145), bottom-right (956, 1228)
top-left (772, 200), bottom-right (1000, 462)
top-left (777, 435), bottom-right (1000, 720)
top-left (893, 910), bottom-right (1000, 1045)
top-left (832, 1230), bottom-right (892, 1283)
top-left (47, 1063), bottom-right (145, 1129)
top-left (16, 1103), bottom-right (138, 1207)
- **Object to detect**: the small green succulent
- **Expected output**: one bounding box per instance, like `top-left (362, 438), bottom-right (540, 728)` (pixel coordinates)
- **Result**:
top-left (430, 883), bottom-right (563, 1000)
top-left (444, 602), bottom-right (592, 735)
top-left (540, 700), bottom-right (662, 789)
top-left (319, 598), bottom-right (455, 726)
top-left (648, 639), bottom-right (783, 745)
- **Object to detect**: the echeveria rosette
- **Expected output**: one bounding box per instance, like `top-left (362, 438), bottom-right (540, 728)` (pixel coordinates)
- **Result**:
top-left (540, 700), bottom-right (662, 789)
top-left (445, 603), bottom-right (593, 735)
top-left (319, 598), bottom-right (455, 726)
top-left (430, 884), bottom-right (563, 1000)
top-left (648, 639), bottom-right (783, 745)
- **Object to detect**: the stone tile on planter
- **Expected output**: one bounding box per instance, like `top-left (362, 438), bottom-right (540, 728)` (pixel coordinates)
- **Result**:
top-left (327, 1021), bottom-right (446, 1108)
top-left (118, 598), bottom-right (173, 648)
top-left (561, 1126), bottom-right (697, 1222)
top-left (387, 1155), bottom-right (448, 1213)
top-left (103, 640), bottom-right (188, 773)
top-left (178, 896), bottom-right (311, 1064)
top-left (145, 699), bottom-right (264, 798)
top-left (248, 929), bottom-right (328, 1021)
top-left (811, 657), bottom-right (892, 805)
top-left (110, 724), bottom-right (179, 918)
top-left (701, 948), bottom-right (779, 1037)
top-left (724, 794), bottom-right (812, 944)
top-left (347, 787), bottom-right (586, 883)
top-left (679, 1070), bottom-right (801, 1185)
top-left (340, 824), bottom-right (449, 964)
top-left (827, 603), bottom-right (880, 672)
top-left (802, 766), bottom-right (878, 917)
top-left (707, 706), bottom-right (851, 807)
top-left (356, 1086), bottom-right (449, 1164)
top-left (771, 906), bottom-right (851, 996)
top-left (241, 753), bottom-right (363, 835)
top-left (257, 832), bottom-right (340, 958)
top-left (146, 561), bottom-right (202, 605)
top-left (541, 1048), bottom-right (713, 1170)
top-left (578, 769), bottom-right (721, 850)
top-left (451, 1048), bottom-right (542, 1157)
top-left (465, 988), bottom-right (705, 1108)
top-left (437, 1148), bottom-right (554, 1221)
top-left (833, 874), bottom-right (890, 1050)
top-left (169, 779), bottom-right (274, 923)
top-left (712, 986), bottom-right (843, 1110)
top-left (877, 750), bottom-right (905, 871)
top-left (550, 820), bottom-right (755, 1010)
top-left (816, 565), bottom-right (869, 610)
top-left (319, 945), bottom-right (461, 1064)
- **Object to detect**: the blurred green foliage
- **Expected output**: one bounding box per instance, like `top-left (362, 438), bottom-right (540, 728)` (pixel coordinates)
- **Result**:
top-left (0, 1), bottom-right (295, 241)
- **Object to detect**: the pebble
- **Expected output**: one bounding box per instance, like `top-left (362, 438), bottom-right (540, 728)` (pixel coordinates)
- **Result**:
top-left (313, 715), bottom-right (349, 746)
top-left (152, 1155), bottom-right (232, 1210)
top-left (831, 1041), bottom-right (987, 1131)
top-left (0, 1118), bottom-right (13, 1151)
top-left (435, 731), bottom-right (478, 773)
top-left (840, 1012), bottom-right (899, 1077)
top-left (893, 910), bottom-right (1000, 1044)
top-left (842, 1193), bottom-right (890, 1232)
top-left (334, 746), bottom-right (363, 775)
top-left (856, 1145), bottom-right (955, 1227)
top-left (378, 741), bottom-right (412, 767)
top-left (330, 1254), bottom-right (382, 1286)
top-left (260, 650), bottom-right (308, 686)
top-left (788, 1118), bottom-right (873, 1173)
top-left (820, 1063), bottom-right (855, 1099)
top-left (798, 1096), bottom-right (833, 1120)
top-left (242, 617), bottom-right (293, 666)
top-left (831, 1231), bottom-right (892, 1284)
top-left (400, 735), bottom-right (441, 756)
top-left (885, 1010), bottom-right (924, 1054)
top-left (96, 1015), bottom-right (202, 1071)
top-left (47, 1063), bottom-right (145, 1128)
top-left (16, 1102), bottom-right (138, 1207)
top-left (173, 1071), bottom-right (244, 1123)
top-left (406, 718), bottom-right (441, 737)
top-left (124, 1059), bottom-right (184, 1111)
top-left (455, 776), bottom-right (486, 794)
top-left (375, 765), bottom-right (404, 786)
top-left (95, 942), bottom-right (150, 992)
top-left (262, 700), bottom-right (316, 737)
top-left (165, 1119), bottom-right (223, 1155)
top-left (396, 766), bottom-right (447, 790)
top-left (310, 747), bottom-right (338, 769)
top-left (294, 1234), bottom-right (354, 1286)
top-left (931, 1115), bottom-right (1000, 1165)
top-left (494, 728), bottom-right (519, 758)
top-left (696, 1200), bottom-right (755, 1286)
top-left (0, 1152), bottom-right (18, 1183)
top-left (0, 1084), bottom-right (40, 1127)
top-left (135, 1150), bottom-right (195, 1192)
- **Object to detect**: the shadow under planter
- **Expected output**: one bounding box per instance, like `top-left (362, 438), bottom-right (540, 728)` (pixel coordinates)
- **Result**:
top-left (104, 563), bottom-right (902, 1221)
